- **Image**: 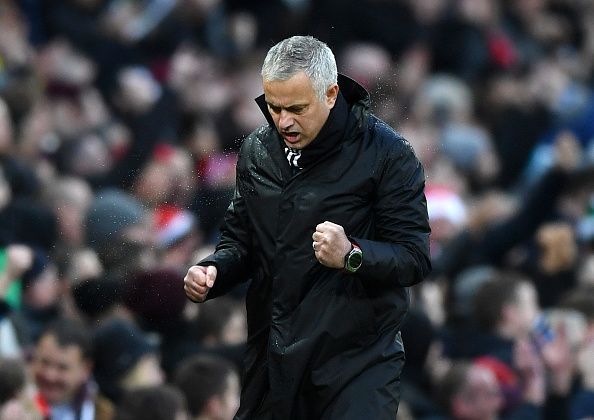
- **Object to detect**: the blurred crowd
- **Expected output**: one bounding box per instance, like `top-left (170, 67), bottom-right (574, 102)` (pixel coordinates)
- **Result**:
top-left (0, 0), bottom-right (594, 419)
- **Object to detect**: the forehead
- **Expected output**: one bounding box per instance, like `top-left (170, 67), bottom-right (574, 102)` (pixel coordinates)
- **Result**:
top-left (467, 366), bottom-right (496, 385)
top-left (36, 334), bottom-right (84, 364)
top-left (263, 71), bottom-right (317, 105)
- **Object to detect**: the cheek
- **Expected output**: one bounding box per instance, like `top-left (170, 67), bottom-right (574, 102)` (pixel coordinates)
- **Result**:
top-left (306, 113), bottom-right (327, 135)
top-left (32, 366), bottom-right (46, 384)
top-left (272, 115), bottom-right (282, 130)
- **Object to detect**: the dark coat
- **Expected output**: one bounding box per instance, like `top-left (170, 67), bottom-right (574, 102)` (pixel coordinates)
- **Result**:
top-left (200, 75), bottom-right (431, 419)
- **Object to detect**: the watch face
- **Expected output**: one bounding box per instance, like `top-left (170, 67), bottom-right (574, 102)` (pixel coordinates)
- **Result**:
top-left (347, 249), bottom-right (362, 271)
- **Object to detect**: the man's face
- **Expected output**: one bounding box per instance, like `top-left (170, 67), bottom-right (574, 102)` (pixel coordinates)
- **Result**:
top-left (453, 365), bottom-right (502, 420)
top-left (31, 334), bottom-right (92, 405)
top-left (263, 71), bottom-right (338, 150)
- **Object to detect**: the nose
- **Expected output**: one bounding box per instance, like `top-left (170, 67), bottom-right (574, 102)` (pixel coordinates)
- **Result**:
top-left (41, 366), bottom-right (60, 383)
top-left (279, 110), bottom-right (293, 130)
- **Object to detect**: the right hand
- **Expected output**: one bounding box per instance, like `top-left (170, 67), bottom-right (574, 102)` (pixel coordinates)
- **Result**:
top-left (184, 265), bottom-right (217, 303)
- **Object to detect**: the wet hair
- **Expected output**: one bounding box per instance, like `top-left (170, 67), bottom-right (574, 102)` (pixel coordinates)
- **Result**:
top-left (261, 35), bottom-right (337, 101)
top-left (173, 354), bottom-right (237, 417)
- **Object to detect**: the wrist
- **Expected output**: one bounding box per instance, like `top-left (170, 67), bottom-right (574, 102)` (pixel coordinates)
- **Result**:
top-left (343, 242), bottom-right (363, 273)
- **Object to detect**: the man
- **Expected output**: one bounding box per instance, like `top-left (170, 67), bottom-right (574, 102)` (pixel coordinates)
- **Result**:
top-left (0, 356), bottom-right (40, 420)
top-left (174, 354), bottom-right (240, 420)
top-left (437, 356), bottom-right (546, 420)
top-left (114, 384), bottom-right (189, 420)
top-left (436, 361), bottom-right (504, 420)
top-left (469, 273), bottom-right (541, 365)
top-left (30, 318), bottom-right (114, 420)
top-left (184, 35), bottom-right (431, 419)
top-left (92, 318), bottom-right (164, 404)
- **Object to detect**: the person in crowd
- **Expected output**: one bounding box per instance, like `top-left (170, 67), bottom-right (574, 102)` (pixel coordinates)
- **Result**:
top-left (0, 243), bottom-right (33, 356)
top-left (435, 357), bottom-right (544, 420)
top-left (92, 318), bottom-right (164, 405)
top-left (42, 176), bottom-right (94, 251)
top-left (114, 384), bottom-right (188, 420)
top-left (464, 273), bottom-right (540, 364)
top-left (0, 356), bottom-right (42, 420)
top-left (84, 188), bottom-right (155, 282)
top-left (184, 35), bottom-right (431, 419)
top-left (436, 361), bottom-right (505, 420)
top-left (572, 329), bottom-right (594, 419)
top-left (173, 354), bottom-right (240, 420)
top-left (159, 295), bottom-right (246, 379)
top-left (30, 318), bottom-right (114, 420)
top-left (17, 249), bottom-right (63, 344)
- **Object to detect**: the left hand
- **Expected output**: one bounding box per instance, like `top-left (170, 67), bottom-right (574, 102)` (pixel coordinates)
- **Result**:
top-left (312, 221), bottom-right (352, 269)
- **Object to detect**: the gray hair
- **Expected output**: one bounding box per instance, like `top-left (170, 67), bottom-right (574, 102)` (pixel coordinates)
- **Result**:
top-left (261, 36), bottom-right (338, 101)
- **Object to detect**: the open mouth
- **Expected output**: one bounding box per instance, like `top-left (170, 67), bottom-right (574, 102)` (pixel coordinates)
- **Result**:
top-left (282, 132), bottom-right (300, 143)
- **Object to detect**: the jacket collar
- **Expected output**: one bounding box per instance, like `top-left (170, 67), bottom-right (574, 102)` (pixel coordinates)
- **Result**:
top-left (254, 73), bottom-right (370, 126)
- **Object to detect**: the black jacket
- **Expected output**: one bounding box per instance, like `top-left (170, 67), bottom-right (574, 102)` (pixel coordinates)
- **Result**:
top-left (200, 75), bottom-right (431, 419)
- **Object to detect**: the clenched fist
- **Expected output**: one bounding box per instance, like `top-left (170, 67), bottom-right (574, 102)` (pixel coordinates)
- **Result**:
top-left (312, 221), bottom-right (352, 269)
top-left (184, 265), bottom-right (217, 302)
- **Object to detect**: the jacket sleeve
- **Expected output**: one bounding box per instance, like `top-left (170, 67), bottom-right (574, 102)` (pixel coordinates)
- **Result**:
top-left (197, 144), bottom-right (255, 300)
top-left (352, 133), bottom-right (432, 287)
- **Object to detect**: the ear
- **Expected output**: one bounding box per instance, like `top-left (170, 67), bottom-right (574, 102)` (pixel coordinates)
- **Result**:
top-left (325, 83), bottom-right (339, 108)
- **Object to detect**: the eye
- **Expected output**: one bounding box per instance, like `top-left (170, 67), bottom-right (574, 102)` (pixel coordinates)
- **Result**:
top-left (267, 104), bottom-right (281, 114)
top-left (289, 106), bottom-right (306, 114)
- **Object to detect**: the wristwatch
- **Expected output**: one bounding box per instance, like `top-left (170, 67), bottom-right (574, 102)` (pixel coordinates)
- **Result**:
top-left (344, 243), bottom-right (363, 273)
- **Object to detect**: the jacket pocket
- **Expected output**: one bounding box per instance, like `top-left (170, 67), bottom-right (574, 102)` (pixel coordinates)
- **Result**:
top-left (342, 277), bottom-right (378, 342)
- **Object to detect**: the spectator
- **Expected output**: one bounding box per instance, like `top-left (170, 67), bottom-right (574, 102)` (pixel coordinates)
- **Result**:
top-left (84, 188), bottom-right (155, 281)
top-left (448, 272), bottom-right (540, 364)
top-left (0, 356), bottom-right (41, 420)
top-left (572, 329), bottom-right (594, 419)
top-left (17, 248), bottom-right (63, 344)
top-left (160, 296), bottom-right (246, 379)
top-left (114, 384), bottom-right (188, 420)
top-left (42, 176), bottom-right (94, 250)
top-left (435, 361), bottom-right (504, 420)
top-left (435, 357), bottom-right (544, 420)
top-left (93, 318), bottom-right (163, 404)
top-left (0, 243), bottom-right (33, 356)
top-left (30, 318), bottom-right (114, 420)
top-left (173, 354), bottom-right (240, 420)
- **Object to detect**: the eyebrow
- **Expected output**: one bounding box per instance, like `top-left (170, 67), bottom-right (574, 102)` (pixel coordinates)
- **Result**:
top-left (266, 102), bottom-right (307, 112)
